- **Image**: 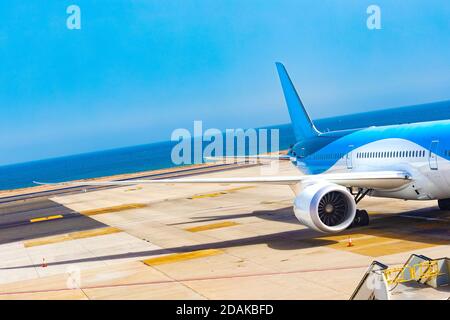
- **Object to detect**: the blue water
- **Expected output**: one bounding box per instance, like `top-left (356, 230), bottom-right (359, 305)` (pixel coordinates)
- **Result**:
top-left (1, 100), bottom-right (449, 191)
top-left (0, 125), bottom-right (296, 191)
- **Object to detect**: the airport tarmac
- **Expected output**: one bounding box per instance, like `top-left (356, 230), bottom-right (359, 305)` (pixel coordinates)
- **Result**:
top-left (0, 161), bottom-right (448, 299)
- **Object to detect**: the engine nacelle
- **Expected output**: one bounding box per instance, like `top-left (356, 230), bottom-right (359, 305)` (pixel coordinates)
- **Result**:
top-left (294, 182), bottom-right (356, 233)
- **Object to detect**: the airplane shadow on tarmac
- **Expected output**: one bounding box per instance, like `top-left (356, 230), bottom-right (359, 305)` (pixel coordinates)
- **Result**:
top-left (172, 205), bottom-right (450, 246)
top-left (2, 205), bottom-right (449, 270)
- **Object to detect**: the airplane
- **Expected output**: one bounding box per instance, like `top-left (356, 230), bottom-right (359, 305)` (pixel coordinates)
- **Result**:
top-left (36, 62), bottom-right (450, 234)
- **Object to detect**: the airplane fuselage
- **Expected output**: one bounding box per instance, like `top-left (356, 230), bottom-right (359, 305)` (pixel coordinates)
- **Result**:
top-left (292, 119), bottom-right (450, 201)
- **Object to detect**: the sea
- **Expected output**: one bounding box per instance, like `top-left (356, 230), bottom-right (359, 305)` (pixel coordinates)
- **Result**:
top-left (1, 100), bottom-right (449, 191)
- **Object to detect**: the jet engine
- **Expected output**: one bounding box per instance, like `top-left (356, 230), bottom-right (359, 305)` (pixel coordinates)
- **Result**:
top-left (293, 182), bottom-right (356, 233)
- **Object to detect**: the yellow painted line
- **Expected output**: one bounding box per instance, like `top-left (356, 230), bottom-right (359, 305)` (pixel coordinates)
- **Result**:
top-left (185, 221), bottom-right (240, 232)
top-left (188, 192), bottom-right (226, 199)
top-left (315, 231), bottom-right (447, 257)
top-left (188, 186), bottom-right (254, 200)
top-left (24, 227), bottom-right (121, 248)
top-left (143, 249), bottom-right (222, 266)
top-left (29, 215), bottom-right (63, 223)
top-left (80, 203), bottom-right (147, 216)
top-left (125, 186), bottom-right (143, 192)
top-left (70, 227), bottom-right (121, 240)
top-left (225, 186), bottom-right (255, 192)
top-left (351, 239), bottom-right (437, 257)
top-left (303, 212), bottom-right (450, 257)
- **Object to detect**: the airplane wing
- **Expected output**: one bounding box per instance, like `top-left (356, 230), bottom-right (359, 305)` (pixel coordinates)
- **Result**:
top-left (204, 155), bottom-right (292, 162)
top-left (34, 170), bottom-right (411, 190)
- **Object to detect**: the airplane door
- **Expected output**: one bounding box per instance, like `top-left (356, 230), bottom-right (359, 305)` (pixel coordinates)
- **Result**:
top-left (427, 140), bottom-right (450, 199)
top-left (346, 145), bottom-right (353, 169)
top-left (429, 140), bottom-right (439, 170)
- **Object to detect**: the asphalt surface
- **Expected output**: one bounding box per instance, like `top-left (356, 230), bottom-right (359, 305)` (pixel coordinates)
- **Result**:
top-left (0, 163), bottom-right (257, 245)
top-left (0, 198), bottom-right (105, 245)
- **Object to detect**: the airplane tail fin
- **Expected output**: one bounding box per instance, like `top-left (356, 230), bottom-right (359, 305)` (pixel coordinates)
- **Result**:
top-left (275, 62), bottom-right (321, 141)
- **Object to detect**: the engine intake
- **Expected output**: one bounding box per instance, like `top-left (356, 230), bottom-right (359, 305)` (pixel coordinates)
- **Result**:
top-left (293, 182), bottom-right (356, 233)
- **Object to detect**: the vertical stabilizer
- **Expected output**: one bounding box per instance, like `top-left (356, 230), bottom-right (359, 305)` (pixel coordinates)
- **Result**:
top-left (275, 62), bottom-right (321, 141)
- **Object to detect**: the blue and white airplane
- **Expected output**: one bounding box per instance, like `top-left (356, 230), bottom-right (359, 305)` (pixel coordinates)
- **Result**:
top-left (40, 63), bottom-right (450, 234)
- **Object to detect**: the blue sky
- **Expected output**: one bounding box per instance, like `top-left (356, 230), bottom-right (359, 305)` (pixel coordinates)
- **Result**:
top-left (1, 0), bottom-right (450, 165)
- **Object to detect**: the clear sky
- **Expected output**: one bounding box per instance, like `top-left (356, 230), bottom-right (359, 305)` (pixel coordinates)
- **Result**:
top-left (1, 0), bottom-right (450, 165)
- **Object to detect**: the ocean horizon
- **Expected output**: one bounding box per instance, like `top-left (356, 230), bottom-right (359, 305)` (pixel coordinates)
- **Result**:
top-left (0, 124), bottom-right (296, 191)
top-left (2, 100), bottom-right (450, 191)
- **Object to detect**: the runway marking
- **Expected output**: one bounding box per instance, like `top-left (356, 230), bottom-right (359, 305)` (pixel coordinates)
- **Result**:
top-left (24, 227), bottom-right (121, 247)
top-left (185, 221), bottom-right (239, 232)
top-left (304, 211), bottom-right (450, 257)
top-left (80, 203), bottom-right (147, 216)
top-left (188, 186), bottom-right (254, 200)
top-left (316, 231), bottom-right (447, 257)
top-left (228, 186), bottom-right (254, 190)
top-left (189, 192), bottom-right (226, 199)
top-left (29, 215), bottom-right (63, 223)
top-left (125, 187), bottom-right (143, 192)
top-left (143, 249), bottom-right (223, 266)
